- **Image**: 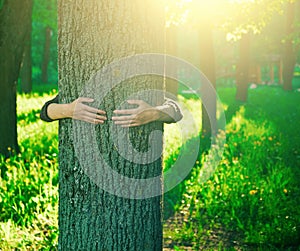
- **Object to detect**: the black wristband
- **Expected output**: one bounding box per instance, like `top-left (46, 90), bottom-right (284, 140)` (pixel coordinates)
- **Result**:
top-left (40, 95), bottom-right (59, 122)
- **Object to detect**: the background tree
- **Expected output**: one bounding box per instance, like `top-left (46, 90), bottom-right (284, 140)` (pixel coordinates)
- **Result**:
top-left (283, 0), bottom-right (297, 90)
top-left (41, 0), bottom-right (53, 84)
top-left (222, 0), bottom-right (287, 101)
top-left (57, 1), bottom-right (164, 250)
top-left (32, 0), bottom-right (57, 85)
top-left (235, 33), bottom-right (251, 102)
top-left (0, 0), bottom-right (33, 157)
top-left (20, 1), bottom-right (33, 93)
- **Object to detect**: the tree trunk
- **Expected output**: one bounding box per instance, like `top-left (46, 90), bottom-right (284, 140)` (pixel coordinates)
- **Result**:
top-left (198, 22), bottom-right (217, 143)
top-left (0, 0), bottom-right (32, 157)
top-left (283, 1), bottom-right (296, 91)
top-left (20, 3), bottom-right (33, 94)
top-left (236, 33), bottom-right (250, 102)
top-left (41, 26), bottom-right (52, 83)
top-left (165, 26), bottom-right (179, 97)
top-left (57, 1), bottom-right (164, 250)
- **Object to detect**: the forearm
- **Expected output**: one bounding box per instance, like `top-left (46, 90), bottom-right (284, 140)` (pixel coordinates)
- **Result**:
top-left (47, 103), bottom-right (72, 120)
top-left (40, 94), bottom-right (73, 121)
top-left (155, 99), bottom-right (183, 123)
top-left (41, 96), bottom-right (107, 124)
top-left (154, 106), bottom-right (177, 123)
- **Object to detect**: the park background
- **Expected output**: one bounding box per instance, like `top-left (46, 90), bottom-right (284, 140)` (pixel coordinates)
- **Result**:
top-left (0, 0), bottom-right (300, 250)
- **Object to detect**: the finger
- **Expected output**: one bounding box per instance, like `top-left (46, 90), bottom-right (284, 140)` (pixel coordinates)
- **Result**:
top-left (113, 119), bottom-right (134, 125)
top-left (112, 115), bottom-right (134, 121)
top-left (85, 111), bottom-right (107, 121)
top-left (121, 123), bottom-right (140, 128)
top-left (81, 104), bottom-right (106, 115)
top-left (97, 109), bottom-right (106, 115)
top-left (113, 109), bottom-right (137, 115)
top-left (83, 116), bottom-right (105, 124)
top-left (95, 114), bottom-right (107, 120)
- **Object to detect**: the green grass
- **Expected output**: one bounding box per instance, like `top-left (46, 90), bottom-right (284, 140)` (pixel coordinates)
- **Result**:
top-left (164, 86), bottom-right (300, 250)
top-left (1, 86), bottom-right (300, 250)
top-left (0, 90), bottom-right (59, 250)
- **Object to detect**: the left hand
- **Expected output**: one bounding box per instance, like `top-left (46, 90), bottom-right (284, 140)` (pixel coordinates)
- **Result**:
top-left (112, 100), bottom-right (159, 127)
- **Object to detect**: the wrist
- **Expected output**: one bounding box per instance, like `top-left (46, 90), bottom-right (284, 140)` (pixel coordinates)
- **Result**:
top-left (64, 103), bottom-right (74, 118)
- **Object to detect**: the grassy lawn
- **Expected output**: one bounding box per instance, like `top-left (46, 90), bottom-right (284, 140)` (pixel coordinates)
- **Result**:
top-left (0, 86), bottom-right (300, 250)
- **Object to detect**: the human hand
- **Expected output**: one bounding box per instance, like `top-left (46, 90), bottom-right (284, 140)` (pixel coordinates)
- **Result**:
top-left (69, 97), bottom-right (107, 124)
top-left (112, 100), bottom-right (159, 127)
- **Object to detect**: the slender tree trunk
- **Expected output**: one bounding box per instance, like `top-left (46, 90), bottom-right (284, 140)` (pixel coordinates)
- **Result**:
top-left (236, 33), bottom-right (250, 102)
top-left (198, 22), bottom-right (217, 143)
top-left (165, 26), bottom-right (179, 97)
top-left (41, 26), bottom-right (52, 83)
top-left (283, 1), bottom-right (296, 91)
top-left (20, 3), bottom-right (33, 94)
top-left (58, 1), bottom-right (164, 250)
top-left (279, 59), bottom-right (283, 85)
top-left (0, 0), bottom-right (32, 157)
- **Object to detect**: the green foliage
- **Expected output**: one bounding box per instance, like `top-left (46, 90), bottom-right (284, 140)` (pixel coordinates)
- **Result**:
top-left (1, 87), bottom-right (300, 250)
top-left (32, 0), bottom-right (57, 29)
top-left (0, 91), bottom-right (59, 250)
top-left (31, 0), bottom-right (58, 84)
top-left (164, 86), bottom-right (300, 250)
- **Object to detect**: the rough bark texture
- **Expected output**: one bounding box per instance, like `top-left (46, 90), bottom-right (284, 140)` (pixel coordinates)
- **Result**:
top-left (283, 1), bottom-right (296, 91)
top-left (58, 1), bottom-right (164, 250)
top-left (235, 33), bottom-right (250, 102)
top-left (0, 0), bottom-right (32, 156)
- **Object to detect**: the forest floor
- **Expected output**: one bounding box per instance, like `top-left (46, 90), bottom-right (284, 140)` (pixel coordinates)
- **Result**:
top-left (1, 85), bottom-right (300, 250)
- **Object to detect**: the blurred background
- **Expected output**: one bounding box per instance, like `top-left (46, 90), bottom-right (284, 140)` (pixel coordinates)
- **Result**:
top-left (0, 0), bottom-right (300, 250)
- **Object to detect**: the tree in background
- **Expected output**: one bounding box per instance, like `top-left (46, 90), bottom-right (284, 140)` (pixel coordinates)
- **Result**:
top-left (283, 0), bottom-right (298, 90)
top-left (20, 2), bottom-right (33, 93)
top-left (222, 0), bottom-right (289, 101)
top-left (57, 1), bottom-right (164, 249)
top-left (166, 1), bottom-right (219, 143)
top-left (41, 0), bottom-right (55, 84)
top-left (41, 26), bottom-right (52, 84)
top-left (32, 0), bottom-right (57, 84)
top-left (0, 0), bottom-right (33, 157)
top-left (235, 33), bottom-right (251, 102)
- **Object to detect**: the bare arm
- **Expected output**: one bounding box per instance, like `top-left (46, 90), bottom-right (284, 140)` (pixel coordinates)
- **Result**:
top-left (40, 96), bottom-right (106, 124)
top-left (112, 99), bottom-right (182, 127)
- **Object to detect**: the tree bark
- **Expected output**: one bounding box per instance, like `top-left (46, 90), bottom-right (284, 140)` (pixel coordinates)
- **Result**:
top-left (236, 33), bottom-right (250, 102)
top-left (41, 26), bottom-right (52, 84)
top-left (57, 1), bottom-right (164, 250)
top-left (0, 0), bottom-right (33, 157)
top-left (20, 3), bottom-right (33, 94)
top-left (283, 1), bottom-right (296, 91)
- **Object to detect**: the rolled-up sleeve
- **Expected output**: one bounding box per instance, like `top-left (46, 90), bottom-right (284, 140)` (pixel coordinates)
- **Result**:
top-left (158, 98), bottom-right (183, 123)
top-left (40, 95), bottom-right (59, 122)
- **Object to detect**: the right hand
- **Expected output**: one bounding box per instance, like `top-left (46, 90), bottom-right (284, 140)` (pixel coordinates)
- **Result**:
top-left (69, 97), bottom-right (107, 124)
